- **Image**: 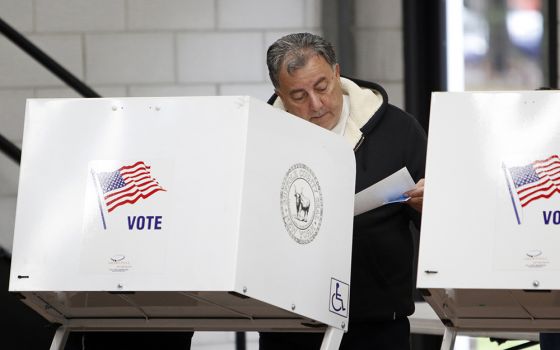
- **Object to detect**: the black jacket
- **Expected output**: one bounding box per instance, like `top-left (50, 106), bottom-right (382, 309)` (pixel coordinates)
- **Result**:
top-left (268, 77), bottom-right (427, 322)
top-left (347, 77), bottom-right (426, 320)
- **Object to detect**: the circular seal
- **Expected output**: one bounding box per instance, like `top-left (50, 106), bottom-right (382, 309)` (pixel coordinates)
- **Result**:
top-left (280, 163), bottom-right (323, 244)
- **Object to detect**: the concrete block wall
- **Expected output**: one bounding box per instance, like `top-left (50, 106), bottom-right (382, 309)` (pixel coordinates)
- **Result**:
top-left (354, 0), bottom-right (405, 109)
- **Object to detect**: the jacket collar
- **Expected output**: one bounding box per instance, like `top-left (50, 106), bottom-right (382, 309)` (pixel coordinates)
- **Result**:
top-left (272, 77), bottom-right (384, 148)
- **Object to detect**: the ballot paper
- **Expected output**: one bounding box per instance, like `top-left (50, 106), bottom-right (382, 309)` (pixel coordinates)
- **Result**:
top-left (354, 167), bottom-right (416, 216)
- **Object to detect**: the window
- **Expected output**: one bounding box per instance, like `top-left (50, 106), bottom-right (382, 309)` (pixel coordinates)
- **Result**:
top-left (446, 0), bottom-right (555, 91)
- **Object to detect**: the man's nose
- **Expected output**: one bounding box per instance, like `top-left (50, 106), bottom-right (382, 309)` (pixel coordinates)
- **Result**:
top-left (308, 92), bottom-right (323, 111)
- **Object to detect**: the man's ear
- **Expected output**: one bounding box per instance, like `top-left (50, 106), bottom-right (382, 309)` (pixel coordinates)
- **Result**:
top-left (334, 63), bottom-right (340, 78)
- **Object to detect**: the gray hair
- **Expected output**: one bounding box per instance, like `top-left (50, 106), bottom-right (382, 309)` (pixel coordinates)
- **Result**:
top-left (267, 33), bottom-right (337, 89)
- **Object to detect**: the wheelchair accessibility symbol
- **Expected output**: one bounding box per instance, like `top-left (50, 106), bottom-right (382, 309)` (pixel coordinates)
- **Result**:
top-left (329, 278), bottom-right (349, 317)
top-left (331, 283), bottom-right (346, 311)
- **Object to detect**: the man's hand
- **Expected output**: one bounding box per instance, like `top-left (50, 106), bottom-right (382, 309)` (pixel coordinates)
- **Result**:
top-left (405, 178), bottom-right (424, 212)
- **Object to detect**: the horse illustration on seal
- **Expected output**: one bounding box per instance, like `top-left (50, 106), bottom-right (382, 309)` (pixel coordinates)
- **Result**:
top-left (294, 187), bottom-right (311, 222)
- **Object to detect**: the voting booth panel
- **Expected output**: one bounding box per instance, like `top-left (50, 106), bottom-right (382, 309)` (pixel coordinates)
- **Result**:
top-left (9, 96), bottom-right (355, 347)
top-left (418, 92), bottom-right (560, 336)
top-left (236, 100), bottom-right (355, 327)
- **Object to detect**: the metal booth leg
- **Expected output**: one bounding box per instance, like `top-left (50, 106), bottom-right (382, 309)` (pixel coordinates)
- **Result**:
top-left (49, 325), bottom-right (70, 350)
top-left (440, 327), bottom-right (457, 350)
top-left (320, 326), bottom-right (344, 350)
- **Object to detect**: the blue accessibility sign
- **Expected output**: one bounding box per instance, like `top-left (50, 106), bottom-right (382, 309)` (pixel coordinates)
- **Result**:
top-left (329, 277), bottom-right (349, 318)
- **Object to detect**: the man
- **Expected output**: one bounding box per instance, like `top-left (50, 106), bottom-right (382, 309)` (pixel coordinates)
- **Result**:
top-left (260, 33), bottom-right (426, 349)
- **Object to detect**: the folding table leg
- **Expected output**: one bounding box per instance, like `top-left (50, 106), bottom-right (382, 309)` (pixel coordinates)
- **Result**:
top-left (440, 327), bottom-right (457, 350)
top-left (320, 326), bottom-right (344, 350)
top-left (49, 325), bottom-right (70, 350)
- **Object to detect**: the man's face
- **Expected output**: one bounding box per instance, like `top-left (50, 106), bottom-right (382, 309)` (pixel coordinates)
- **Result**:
top-left (276, 54), bottom-right (343, 130)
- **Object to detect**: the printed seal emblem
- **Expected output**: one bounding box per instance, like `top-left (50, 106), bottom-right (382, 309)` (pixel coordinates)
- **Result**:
top-left (280, 163), bottom-right (323, 244)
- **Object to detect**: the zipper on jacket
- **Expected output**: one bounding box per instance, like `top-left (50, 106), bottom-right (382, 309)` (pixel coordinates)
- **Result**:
top-left (353, 135), bottom-right (365, 152)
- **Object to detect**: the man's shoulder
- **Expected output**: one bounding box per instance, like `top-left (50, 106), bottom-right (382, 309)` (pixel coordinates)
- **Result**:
top-left (378, 104), bottom-right (426, 139)
top-left (385, 103), bottom-right (414, 121)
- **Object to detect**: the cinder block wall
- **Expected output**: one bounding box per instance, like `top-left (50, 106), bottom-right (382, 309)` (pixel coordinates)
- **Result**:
top-left (354, 0), bottom-right (404, 109)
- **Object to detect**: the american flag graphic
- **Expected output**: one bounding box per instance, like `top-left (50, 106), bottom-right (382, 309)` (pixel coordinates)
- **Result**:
top-left (95, 161), bottom-right (165, 213)
top-left (508, 155), bottom-right (560, 207)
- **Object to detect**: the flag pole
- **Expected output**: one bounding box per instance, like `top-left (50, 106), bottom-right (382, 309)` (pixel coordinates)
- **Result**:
top-left (90, 169), bottom-right (107, 230)
top-left (502, 163), bottom-right (521, 225)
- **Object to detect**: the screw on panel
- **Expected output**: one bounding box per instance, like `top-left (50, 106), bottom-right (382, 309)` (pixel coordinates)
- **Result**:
top-left (243, 286), bottom-right (247, 293)
top-left (533, 280), bottom-right (540, 287)
top-left (341, 322), bottom-right (346, 329)
top-left (291, 304), bottom-right (296, 311)
top-left (117, 283), bottom-right (123, 289)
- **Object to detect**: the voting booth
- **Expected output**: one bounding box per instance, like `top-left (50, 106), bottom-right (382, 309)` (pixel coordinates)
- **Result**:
top-left (418, 92), bottom-right (560, 349)
top-left (9, 96), bottom-right (356, 350)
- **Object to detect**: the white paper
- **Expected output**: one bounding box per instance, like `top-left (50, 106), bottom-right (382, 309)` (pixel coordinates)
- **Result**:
top-left (354, 167), bottom-right (416, 216)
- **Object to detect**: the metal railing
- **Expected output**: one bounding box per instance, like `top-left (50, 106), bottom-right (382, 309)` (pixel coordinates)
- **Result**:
top-left (0, 133), bottom-right (20, 165)
top-left (0, 16), bottom-right (101, 165)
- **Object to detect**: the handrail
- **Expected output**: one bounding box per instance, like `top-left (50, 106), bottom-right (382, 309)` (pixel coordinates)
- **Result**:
top-left (0, 246), bottom-right (10, 260)
top-left (0, 16), bottom-right (103, 173)
top-left (0, 17), bottom-right (101, 98)
top-left (0, 133), bottom-right (21, 164)
top-left (0, 16), bottom-right (103, 253)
